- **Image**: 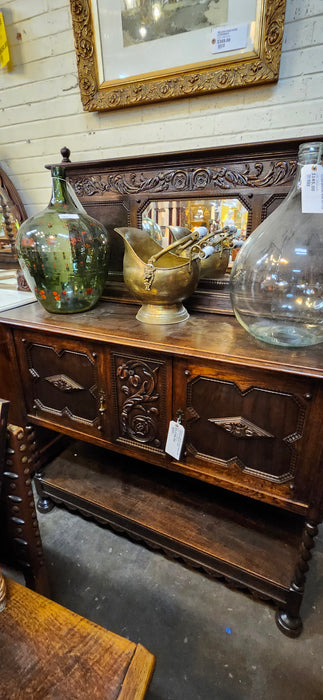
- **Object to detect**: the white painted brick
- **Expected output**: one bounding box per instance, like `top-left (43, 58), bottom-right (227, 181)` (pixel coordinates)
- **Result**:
top-left (278, 44), bottom-right (323, 79)
top-left (161, 116), bottom-right (215, 142)
top-left (6, 31), bottom-right (75, 66)
top-left (0, 94), bottom-right (81, 128)
top-left (285, 0), bottom-right (323, 22)
top-left (16, 172), bottom-right (55, 191)
top-left (2, 0), bottom-right (66, 23)
top-left (283, 16), bottom-right (323, 51)
top-left (0, 113), bottom-right (96, 146)
top-left (266, 100), bottom-right (323, 128)
top-left (0, 0), bottom-right (321, 214)
top-left (0, 52), bottom-right (77, 90)
top-left (2, 155), bottom-right (59, 177)
top-left (188, 89), bottom-right (246, 116)
top-left (0, 76), bottom-right (80, 110)
top-left (4, 7), bottom-right (71, 42)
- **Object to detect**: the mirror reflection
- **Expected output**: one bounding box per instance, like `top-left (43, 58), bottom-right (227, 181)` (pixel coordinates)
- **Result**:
top-left (142, 198), bottom-right (248, 279)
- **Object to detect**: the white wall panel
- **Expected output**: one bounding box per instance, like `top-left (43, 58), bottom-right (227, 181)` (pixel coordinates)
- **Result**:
top-left (0, 0), bottom-right (322, 216)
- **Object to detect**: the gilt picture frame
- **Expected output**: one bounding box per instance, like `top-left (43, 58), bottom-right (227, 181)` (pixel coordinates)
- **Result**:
top-left (70, 0), bottom-right (287, 112)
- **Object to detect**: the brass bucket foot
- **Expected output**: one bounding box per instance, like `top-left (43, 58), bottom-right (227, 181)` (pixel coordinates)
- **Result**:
top-left (136, 303), bottom-right (189, 325)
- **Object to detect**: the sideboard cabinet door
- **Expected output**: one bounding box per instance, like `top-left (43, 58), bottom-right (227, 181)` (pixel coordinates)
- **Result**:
top-left (13, 329), bottom-right (107, 440)
top-left (110, 347), bottom-right (172, 458)
top-left (173, 358), bottom-right (319, 509)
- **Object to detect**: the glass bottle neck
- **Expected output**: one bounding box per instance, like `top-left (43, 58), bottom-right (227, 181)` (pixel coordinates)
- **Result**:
top-left (289, 144), bottom-right (322, 198)
top-left (49, 166), bottom-right (72, 207)
top-left (50, 177), bottom-right (70, 205)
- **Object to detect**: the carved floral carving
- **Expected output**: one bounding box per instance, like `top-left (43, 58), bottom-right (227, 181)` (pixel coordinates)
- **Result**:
top-left (208, 416), bottom-right (274, 439)
top-left (69, 0), bottom-right (287, 112)
top-left (70, 160), bottom-right (296, 198)
top-left (117, 360), bottom-right (160, 446)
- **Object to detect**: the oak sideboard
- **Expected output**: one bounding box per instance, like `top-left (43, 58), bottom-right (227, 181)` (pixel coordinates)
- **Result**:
top-left (0, 299), bottom-right (322, 637)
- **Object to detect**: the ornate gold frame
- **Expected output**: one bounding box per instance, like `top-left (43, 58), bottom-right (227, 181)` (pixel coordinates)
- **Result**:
top-left (70, 0), bottom-right (287, 112)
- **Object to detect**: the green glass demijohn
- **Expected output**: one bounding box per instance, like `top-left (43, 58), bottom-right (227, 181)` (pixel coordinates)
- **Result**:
top-left (230, 141), bottom-right (323, 347)
top-left (16, 165), bottom-right (110, 313)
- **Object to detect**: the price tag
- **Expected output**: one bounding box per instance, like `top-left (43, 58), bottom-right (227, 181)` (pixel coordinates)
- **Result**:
top-left (301, 164), bottom-right (323, 213)
top-left (165, 420), bottom-right (185, 460)
top-left (210, 24), bottom-right (249, 54)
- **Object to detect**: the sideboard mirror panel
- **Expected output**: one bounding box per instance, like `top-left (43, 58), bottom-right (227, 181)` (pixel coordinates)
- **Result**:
top-left (52, 137), bottom-right (320, 313)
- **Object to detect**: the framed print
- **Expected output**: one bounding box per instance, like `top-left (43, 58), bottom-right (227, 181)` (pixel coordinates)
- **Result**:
top-left (70, 0), bottom-right (286, 111)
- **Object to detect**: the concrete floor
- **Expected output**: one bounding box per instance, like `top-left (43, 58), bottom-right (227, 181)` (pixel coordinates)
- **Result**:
top-left (35, 498), bottom-right (323, 700)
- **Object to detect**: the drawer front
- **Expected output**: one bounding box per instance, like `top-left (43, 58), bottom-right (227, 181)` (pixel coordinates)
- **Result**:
top-left (111, 348), bottom-right (171, 455)
top-left (173, 358), bottom-right (317, 503)
top-left (14, 329), bottom-right (105, 438)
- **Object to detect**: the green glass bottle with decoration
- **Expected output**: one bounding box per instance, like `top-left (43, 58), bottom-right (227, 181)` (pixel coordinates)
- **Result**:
top-left (16, 164), bottom-right (110, 313)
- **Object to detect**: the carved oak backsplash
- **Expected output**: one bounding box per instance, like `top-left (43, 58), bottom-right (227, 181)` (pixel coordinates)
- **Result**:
top-left (70, 159), bottom-right (297, 197)
top-left (185, 377), bottom-right (308, 483)
top-left (112, 352), bottom-right (168, 452)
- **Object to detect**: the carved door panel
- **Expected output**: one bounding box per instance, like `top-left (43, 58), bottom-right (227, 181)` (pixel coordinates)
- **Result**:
top-left (110, 348), bottom-right (172, 457)
top-left (13, 329), bottom-right (107, 439)
top-left (173, 358), bottom-right (316, 506)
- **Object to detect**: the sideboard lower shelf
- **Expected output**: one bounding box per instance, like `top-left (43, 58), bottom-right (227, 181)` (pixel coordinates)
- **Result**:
top-left (34, 440), bottom-right (305, 610)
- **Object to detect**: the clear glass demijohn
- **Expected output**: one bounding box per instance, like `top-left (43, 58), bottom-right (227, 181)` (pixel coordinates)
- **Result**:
top-left (230, 141), bottom-right (323, 347)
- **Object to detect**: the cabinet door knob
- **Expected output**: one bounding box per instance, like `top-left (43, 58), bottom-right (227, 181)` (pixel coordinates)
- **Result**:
top-left (304, 393), bottom-right (312, 401)
top-left (184, 369), bottom-right (191, 377)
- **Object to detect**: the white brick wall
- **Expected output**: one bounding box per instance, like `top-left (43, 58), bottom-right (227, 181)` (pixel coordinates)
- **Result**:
top-left (0, 0), bottom-right (322, 216)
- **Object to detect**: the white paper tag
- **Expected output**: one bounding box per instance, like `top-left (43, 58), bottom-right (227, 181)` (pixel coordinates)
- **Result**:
top-left (165, 420), bottom-right (185, 460)
top-left (301, 164), bottom-right (323, 213)
top-left (210, 24), bottom-right (249, 54)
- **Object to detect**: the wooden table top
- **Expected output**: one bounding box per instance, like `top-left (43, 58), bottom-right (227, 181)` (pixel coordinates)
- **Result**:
top-left (0, 577), bottom-right (155, 699)
top-left (0, 299), bottom-right (322, 378)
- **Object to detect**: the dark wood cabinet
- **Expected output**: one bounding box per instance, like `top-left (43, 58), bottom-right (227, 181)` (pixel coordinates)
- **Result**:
top-left (0, 300), bottom-right (322, 638)
top-left (1, 138), bottom-right (322, 638)
top-left (172, 357), bottom-right (319, 510)
top-left (13, 327), bottom-right (173, 466)
top-left (14, 329), bottom-right (105, 439)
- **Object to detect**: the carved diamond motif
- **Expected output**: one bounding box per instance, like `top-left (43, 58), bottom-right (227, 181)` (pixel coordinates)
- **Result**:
top-left (208, 416), bottom-right (273, 439)
top-left (44, 374), bottom-right (84, 392)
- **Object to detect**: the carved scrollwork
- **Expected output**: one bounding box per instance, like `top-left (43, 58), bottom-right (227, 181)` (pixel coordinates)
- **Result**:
top-left (208, 416), bottom-right (274, 439)
top-left (69, 160), bottom-right (296, 198)
top-left (264, 0), bottom-right (286, 72)
top-left (117, 360), bottom-right (160, 445)
top-left (69, 0), bottom-right (287, 112)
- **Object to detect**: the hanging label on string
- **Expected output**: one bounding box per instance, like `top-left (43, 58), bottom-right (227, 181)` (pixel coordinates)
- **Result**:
top-left (165, 420), bottom-right (185, 460)
top-left (301, 164), bottom-right (323, 213)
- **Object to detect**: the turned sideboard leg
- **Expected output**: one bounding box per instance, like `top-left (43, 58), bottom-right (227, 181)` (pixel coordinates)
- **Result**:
top-left (2, 423), bottom-right (50, 596)
top-left (33, 471), bottom-right (55, 514)
top-left (276, 518), bottom-right (320, 637)
top-left (0, 570), bottom-right (6, 611)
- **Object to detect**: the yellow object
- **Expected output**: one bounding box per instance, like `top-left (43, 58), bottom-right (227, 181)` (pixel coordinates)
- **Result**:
top-left (0, 12), bottom-right (10, 68)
